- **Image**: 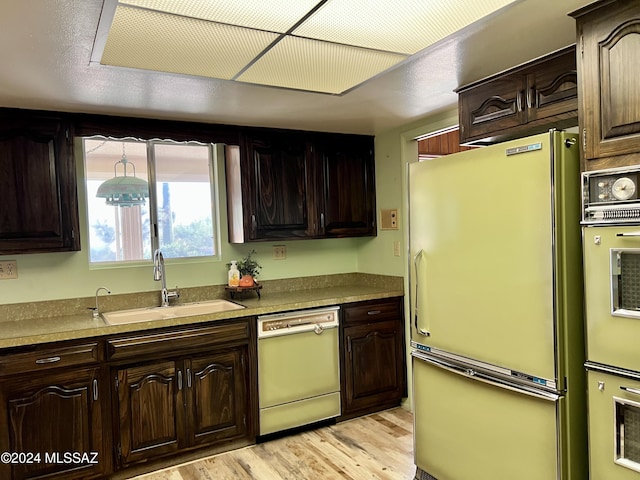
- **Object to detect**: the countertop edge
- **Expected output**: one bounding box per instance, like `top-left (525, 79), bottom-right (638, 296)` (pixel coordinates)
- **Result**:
top-left (0, 288), bottom-right (405, 350)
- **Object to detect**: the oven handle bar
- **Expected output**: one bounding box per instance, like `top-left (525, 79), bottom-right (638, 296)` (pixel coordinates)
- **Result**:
top-left (616, 232), bottom-right (640, 237)
top-left (620, 386), bottom-right (640, 396)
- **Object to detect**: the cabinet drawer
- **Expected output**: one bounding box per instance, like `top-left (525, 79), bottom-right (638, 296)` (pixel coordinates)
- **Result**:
top-left (107, 320), bottom-right (250, 361)
top-left (0, 342), bottom-right (100, 376)
top-left (343, 298), bottom-right (402, 325)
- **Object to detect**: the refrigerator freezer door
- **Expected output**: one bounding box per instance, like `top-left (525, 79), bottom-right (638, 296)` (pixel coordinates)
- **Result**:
top-left (409, 131), bottom-right (581, 383)
top-left (413, 353), bottom-right (564, 480)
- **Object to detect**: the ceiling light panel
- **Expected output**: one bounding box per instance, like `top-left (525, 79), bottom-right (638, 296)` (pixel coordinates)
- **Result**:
top-left (236, 36), bottom-right (407, 94)
top-left (120, 0), bottom-right (324, 33)
top-left (101, 5), bottom-right (280, 80)
top-left (293, 0), bottom-right (519, 54)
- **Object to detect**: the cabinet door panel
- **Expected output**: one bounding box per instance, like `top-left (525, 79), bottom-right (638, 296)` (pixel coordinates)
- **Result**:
top-left (343, 320), bottom-right (405, 414)
top-left (459, 76), bottom-right (526, 142)
top-left (116, 361), bottom-right (184, 466)
top-left (186, 349), bottom-right (247, 447)
top-left (0, 368), bottom-right (104, 480)
top-left (244, 134), bottom-right (313, 240)
top-left (0, 111), bottom-right (79, 253)
top-left (527, 49), bottom-right (577, 121)
top-left (321, 142), bottom-right (376, 237)
top-left (575, 1), bottom-right (640, 165)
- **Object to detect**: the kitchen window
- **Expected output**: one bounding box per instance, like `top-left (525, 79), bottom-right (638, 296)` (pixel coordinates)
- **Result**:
top-left (82, 137), bottom-right (220, 264)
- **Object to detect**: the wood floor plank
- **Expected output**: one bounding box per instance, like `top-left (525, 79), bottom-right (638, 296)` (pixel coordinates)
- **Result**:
top-left (131, 407), bottom-right (414, 480)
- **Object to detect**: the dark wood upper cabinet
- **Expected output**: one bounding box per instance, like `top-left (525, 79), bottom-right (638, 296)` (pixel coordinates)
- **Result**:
top-left (0, 109), bottom-right (80, 254)
top-left (227, 132), bottom-right (314, 241)
top-left (457, 45), bottom-right (577, 145)
top-left (226, 129), bottom-right (376, 243)
top-left (315, 134), bottom-right (376, 237)
top-left (571, 0), bottom-right (640, 171)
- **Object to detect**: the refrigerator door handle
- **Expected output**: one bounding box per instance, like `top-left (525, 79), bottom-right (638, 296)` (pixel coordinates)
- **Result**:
top-left (413, 249), bottom-right (430, 337)
top-left (411, 349), bottom-right (560, 402)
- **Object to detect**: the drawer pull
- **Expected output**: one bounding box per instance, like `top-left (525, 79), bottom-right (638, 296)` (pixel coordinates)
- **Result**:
top-left (367, 310), bottom-right (382, 315)
top-left (35, 356), bottom-right (61, 365)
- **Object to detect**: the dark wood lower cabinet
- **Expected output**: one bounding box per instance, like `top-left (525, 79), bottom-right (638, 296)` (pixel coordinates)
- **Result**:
top-left (340, 297), bottom-right (407, 420)
top-left (113, 347), bottom-right (250, 469)
top-left (186, 350), bottom-right (248, 448)
top-left (0, 367), bottom-right (105, 480)
top-left (115, 361), bottom-right (184, 466)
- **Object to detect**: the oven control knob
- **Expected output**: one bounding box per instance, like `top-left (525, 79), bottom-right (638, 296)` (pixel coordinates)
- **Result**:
top-left (314, 324), bottom-right (324, 335)
top-left (598, 381), bottom-right (605, 392)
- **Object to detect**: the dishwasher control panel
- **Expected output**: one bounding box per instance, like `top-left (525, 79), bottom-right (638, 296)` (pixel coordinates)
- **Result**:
top-left (257, 307), bottom-right (339, 338)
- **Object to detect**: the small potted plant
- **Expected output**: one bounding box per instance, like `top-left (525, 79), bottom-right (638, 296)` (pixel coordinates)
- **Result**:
top-left (237, 249), bottom-right (261, 287)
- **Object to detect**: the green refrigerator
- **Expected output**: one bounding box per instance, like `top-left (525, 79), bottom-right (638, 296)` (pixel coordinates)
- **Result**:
top-left (409, 131), bottom-right (587, 480)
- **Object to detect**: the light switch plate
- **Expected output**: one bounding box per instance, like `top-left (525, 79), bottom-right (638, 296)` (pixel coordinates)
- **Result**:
top-left (0, 260), bottom-right (18, 279)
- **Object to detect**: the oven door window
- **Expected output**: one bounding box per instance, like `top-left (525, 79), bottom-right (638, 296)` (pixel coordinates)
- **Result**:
top-left (615, 396), bottom-right (640, 472)
top-left (611, 249), bottom-right (640, 317)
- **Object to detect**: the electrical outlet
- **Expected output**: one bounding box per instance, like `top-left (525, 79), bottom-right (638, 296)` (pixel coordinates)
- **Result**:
top-left (380, 209), bottom-right (399, 230)
top-left (0, 260), bottom-right (18, 279)
top-left (273, 245), bottom-right (287, 260)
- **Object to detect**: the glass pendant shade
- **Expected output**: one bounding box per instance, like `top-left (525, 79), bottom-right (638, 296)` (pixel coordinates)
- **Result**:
top-left (96, 152), bottom-right (149, 207)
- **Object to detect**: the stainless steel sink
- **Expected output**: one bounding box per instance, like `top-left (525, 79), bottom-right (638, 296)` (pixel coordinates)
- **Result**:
top-left (101, 299), bottom-right (246, 325)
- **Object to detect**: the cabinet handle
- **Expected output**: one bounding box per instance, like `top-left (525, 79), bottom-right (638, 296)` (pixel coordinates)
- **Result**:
top-left (517, 90), bottom-right (524, 112)
top-left (187, 368), bottom-right (192, 388)
top-left (320, 213), bottom-right (325, 229)
top-left (367, 310), bottom-right (382, 316)
top-left (527, 88), bottom-right (535, 109)
top-left (177, 370), bottom-right (183, 391)
top-left (93, 379), bottom-right (98, 401)
top-left (347, 336), bottom-right (352, 354)
top-left (35, 356), bottom-right (61, 364)
top-left (251, 215), bottom-right (257, 235)
top-left (621, 386), bottom-right (640, 396)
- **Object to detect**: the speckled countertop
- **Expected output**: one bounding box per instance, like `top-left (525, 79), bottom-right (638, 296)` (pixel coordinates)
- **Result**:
top-left (0, 274), bottom-right (404, 349)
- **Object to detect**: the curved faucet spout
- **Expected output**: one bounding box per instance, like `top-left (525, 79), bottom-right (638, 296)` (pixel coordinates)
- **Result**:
top-left (94, 286), bottom-right (111, 318)
top-left (153, 249), bottom-right (179, 307)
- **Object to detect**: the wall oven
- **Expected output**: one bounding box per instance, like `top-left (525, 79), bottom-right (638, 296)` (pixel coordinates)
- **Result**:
top-left (586, 364), bottom-right (640, 479)
top-left (583, 167), bottom-right (640, 371)
top-left (583, 166), bottom-right (640, 479)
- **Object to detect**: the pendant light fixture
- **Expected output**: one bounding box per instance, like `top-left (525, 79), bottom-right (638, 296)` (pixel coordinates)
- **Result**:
top-left (96, 142), bottom-right (149, 207)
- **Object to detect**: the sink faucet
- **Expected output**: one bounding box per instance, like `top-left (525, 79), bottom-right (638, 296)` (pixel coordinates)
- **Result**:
top-left (153, 249), bottom-right (179, 307)
top-left (92, 286), bottom-right (111, 318)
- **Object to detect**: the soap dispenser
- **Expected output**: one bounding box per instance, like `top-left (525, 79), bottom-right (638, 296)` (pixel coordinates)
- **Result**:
top-left (228, 260), bottom-right (240, 287)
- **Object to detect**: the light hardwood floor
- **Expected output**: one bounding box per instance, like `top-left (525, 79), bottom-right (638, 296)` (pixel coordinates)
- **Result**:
top-left (131, 408), bottom-right (415, 480)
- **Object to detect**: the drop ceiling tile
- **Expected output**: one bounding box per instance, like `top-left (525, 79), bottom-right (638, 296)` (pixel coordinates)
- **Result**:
top-left (236, 35), bottom-right (407, 94)
top-left (293, 0), bottom-right (518, 54)
top-left (120, 0), bottom-right (324, 33)
top-left (101, 5), bottom-right (280, 79)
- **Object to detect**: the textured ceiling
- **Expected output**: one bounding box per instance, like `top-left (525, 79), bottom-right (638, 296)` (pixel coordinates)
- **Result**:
top-left (0, 0), bottom-right (593, 135)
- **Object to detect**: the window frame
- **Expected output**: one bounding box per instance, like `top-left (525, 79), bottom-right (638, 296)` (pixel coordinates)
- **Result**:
top-left (82, 135), bottom-right (222, 266)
